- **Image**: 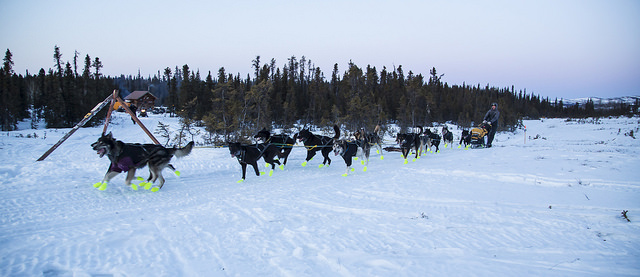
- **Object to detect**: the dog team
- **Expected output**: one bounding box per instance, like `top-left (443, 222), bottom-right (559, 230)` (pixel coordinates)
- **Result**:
top-left (91, 125), bottom-right (471, 191)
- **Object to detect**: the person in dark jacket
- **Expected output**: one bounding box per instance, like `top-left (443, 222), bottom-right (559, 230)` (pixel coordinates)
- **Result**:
top-left (129, 104), bottom-right (137, 124)
top-left (483, 102), bottom-right (500, 147)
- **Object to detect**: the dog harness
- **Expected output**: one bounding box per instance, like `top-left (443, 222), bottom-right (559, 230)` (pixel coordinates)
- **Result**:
top-left (110, 156), bottom-right (135, 173)
top-left (235, 144), bottom-right (269, 163)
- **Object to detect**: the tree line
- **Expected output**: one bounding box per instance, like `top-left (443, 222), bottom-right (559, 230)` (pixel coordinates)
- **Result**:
top-left (1, 47), bottom-right (636, 138)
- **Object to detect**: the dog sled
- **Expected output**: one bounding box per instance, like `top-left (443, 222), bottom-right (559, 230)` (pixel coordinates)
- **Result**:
top-left (469, 122), bottom-right (491, 148)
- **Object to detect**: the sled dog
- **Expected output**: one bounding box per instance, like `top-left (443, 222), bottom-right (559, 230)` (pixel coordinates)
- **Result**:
top-left (423, 128), bottom-right (441, 153)
top-left (294, 125), bottom-right (340, 167)
top-left (254, 128), bottom-right (294, 166)
top-left (396, 126), bottom-right (423, 161)
top-left (91, 132), bottom-right (193, 190)
top-left (353, 125), bottom-right (383, 157)
top-left (333, 136), bottom-right (371, 176)
top-left (442, 126), bottom-right (454, 147)
top-left (228, 142), bottom-right (282, 181)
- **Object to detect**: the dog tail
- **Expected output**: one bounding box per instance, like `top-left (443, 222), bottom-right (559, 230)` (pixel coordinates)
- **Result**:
top-left (174, 141), bottom-right (194, 158)
top-left (333, 125), bottom-right (340, 139)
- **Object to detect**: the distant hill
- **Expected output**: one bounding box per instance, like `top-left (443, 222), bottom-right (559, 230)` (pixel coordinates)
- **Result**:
top-left (560, 96), bottom-right (640, 110)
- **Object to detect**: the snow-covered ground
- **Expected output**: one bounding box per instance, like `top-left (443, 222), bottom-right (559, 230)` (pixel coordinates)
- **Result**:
top-left (1, 112), bottom-right (639, 276)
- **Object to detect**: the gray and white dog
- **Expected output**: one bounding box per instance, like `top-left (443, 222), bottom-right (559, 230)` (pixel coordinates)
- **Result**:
top-left (333, 137), bottom-right (370, 176)
top-left (91, 132), bottom-right (193, 191)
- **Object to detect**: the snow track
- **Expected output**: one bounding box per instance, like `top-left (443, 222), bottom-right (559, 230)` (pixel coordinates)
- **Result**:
top-left (1, 114), bottom-right (639, 276)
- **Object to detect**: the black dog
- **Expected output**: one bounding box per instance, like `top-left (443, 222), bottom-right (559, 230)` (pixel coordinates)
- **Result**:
top-left (459, 130), bottom-right (471, 148)
top-left (91, 132), bottom-right (194, 191)
top-left (423, 128), bottom-right (441, 153)
top-left (333, 137), bottom-right (371, 176)
top-left (396, 126), bottom-right (423, 163)
top-left (254, 128), bottom-right (294, 168)
top-left (294, 125), bottom-right (340, 168)
top-left (354, 125), bottom-right (384, 160)
top-left (228, 142), bottom-right (281, 182)
top-left (442, 126), bottom-right (454, 148)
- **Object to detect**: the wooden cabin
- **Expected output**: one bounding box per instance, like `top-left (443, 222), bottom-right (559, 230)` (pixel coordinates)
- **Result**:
top-left (124, 91), bottom-right (157, 110)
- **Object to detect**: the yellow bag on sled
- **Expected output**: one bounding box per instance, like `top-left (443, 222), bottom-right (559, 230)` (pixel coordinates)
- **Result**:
top-left (470, 122), bottom-right (491, 147)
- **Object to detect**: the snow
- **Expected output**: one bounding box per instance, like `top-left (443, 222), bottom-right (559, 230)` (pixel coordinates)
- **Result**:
top-left (1, 112), bottom-right (639, 276)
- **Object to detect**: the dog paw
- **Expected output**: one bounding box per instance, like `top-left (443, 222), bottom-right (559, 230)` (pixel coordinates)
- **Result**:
top-left (97, 182), bottom-right (108, 191)
top-left (380, 155), bottom-right (384, 160)
top-left (268, 170), bottom-right (274, 177)
top-left (143, 182), bottom-right (152, 190)
top-left (341, 173), bottom-right (348, 177)
top-left (150, 187), bottom-right (160, 192)
top-left (93, 182), bottom-right (104, 188)
top-left (318, 164), bottom-right (324, 168)
top-left (376, 150), bottom-right (380, 154)
top-left (237, 179), bottom-right (245, 183)
top-left (265, 163), bottom-right (270, 168)
top-left (279, 164), bottom-right (285, 170)
top-left (412, 158), bottom-right (417, 162)
top-left (363, 166), bottom-right (367, 172)
top-left (131, 184), bottom-right (138, 191)
top-left (136, 176), bottom-right (144, 181)
top-left (458, 145), bottom-right (462, 149)
top-left (403, 159), bottom-right (408, 164)
top-left (301, 161), bottom-right (308, 167)
top-left (174, 170), bottom-right (181, 176)
top-left (260, 171), bottom-right (266, 176)
top-left (360, 160), bottom-right (365, 165)
top-left (354, 157), bottom-right (358, 161)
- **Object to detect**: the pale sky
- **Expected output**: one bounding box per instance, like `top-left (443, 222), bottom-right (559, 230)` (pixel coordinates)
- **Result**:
top-left (1, 0), bottom-right (639, 100)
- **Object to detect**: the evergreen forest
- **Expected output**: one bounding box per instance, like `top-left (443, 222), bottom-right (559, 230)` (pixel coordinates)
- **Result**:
top-left (1, 47), bottom-right (637, 140)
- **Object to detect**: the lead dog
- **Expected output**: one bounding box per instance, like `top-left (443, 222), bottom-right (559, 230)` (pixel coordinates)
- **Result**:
top-left (91, 132), bottom-right (194, 191)
top-left (294, 125), bottom-right (340, 167)
top-left (333, 136), bottom-right (371, 176)
top-left (254, 128), bottom-right (294, 167)
top-left (228, 142), bottom-right (282, 182)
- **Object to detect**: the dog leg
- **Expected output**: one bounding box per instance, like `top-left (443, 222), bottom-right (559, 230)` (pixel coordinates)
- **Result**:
top-left (94, 170), bottom-right (120, 191)
top-left (362, 149), bottom-right (370, 172)
top-left (238, 163), bottom-right (248, 183)
top-left (302, 151), bottom-right (316, 167)
top-left (401, 148), bottom-right (409, 164)
top-left (270, 159), bottom-right (280, 176)
top-left (250, 161), bottom-right (261, 177)
top-left (281, 148), bottom-right (291, 166)
top-left (155, 172), bottom-right (165, 191)
top-left (125, 169), bottom-right (139, 190)
top-left (320, 150), bottom-right (332, 168)
top-left (376, 144), bottom-right (384, 160)
top-left (167, 164), bottom-right (181, 176)
top-left (343, 166), bottom-right (351, 177)
top-left (139, 167), bottom-right (156, 190)
top-left (125, 169), bottom-right (137, 184)
top-left (342, 157), bottom-right (353, 177)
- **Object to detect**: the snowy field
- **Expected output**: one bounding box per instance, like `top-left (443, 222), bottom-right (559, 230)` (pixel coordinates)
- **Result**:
top-left (1, 112), bottom-right (639, 276)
